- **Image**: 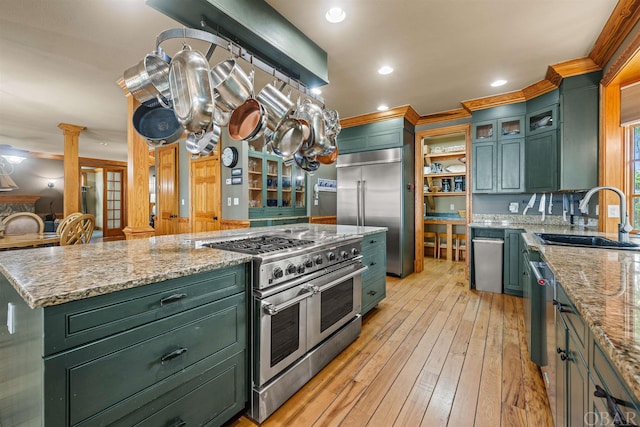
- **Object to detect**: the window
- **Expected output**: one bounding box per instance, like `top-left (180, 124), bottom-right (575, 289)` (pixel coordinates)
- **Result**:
top-left (628, 125), bottom-right (640, 229)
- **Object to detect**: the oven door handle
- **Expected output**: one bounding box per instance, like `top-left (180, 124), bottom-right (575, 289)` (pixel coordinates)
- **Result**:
top-left (311, 265), bottom-right (368, 293)
top-left (262, 291), bottom-right (313, 315)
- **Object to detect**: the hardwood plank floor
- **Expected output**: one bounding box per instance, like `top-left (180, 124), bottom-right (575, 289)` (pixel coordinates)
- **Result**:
top-left (227, 258), bottom-right (553, 427)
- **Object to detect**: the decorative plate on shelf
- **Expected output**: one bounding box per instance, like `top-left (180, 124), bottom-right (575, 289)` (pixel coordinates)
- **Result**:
top-left (445, 164), bottom-right (466, 173)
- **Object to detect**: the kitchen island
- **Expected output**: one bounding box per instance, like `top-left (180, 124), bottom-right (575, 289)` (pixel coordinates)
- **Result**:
top-left (470, 220), bottom-right (640, 421)
top-left (0, 224), bottom-right (386, 427)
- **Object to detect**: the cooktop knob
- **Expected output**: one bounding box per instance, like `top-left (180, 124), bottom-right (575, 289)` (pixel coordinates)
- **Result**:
top-left (305, 259), bottom-right (314, 268)
top-left (297, 264), bottom-right (306, 274)
top-left (314, 255), bottom-right (323, 265)
top-left (273, 267), bottom-right (284, 279)
top-left (340, 250), bottom-right (348, 259)
top-left (351, 247), bottom-right (359, 256)
top-left (286, 263), bottom-right (297, 274)
top-left (327, 252), bottom-right (336, 261)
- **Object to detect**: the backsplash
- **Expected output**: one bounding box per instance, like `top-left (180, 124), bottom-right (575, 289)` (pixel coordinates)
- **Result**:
top-left (472, 213), bottom-right (598, 227)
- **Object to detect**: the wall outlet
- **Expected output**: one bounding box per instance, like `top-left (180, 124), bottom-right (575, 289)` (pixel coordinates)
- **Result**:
top-left (233, 198), bottom-right (239, 206)
top-left (314, 199), bottom-right (319, 205)
top-left (449, 204), bottom-right (455, 211)
top-left (225, 178), bottom-right (231, 185)
top-left (509, 202), bottom-right (519, 213)
top-left (181, 199), bottom-right (185, 206)
top-left (227, 197), bottom-right (232, 207)
top-left (608, 204), bottom-right (620, 218)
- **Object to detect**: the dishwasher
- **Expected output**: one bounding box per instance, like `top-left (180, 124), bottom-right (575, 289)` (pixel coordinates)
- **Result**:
top-left (528, 260), bottom-right (557, 426)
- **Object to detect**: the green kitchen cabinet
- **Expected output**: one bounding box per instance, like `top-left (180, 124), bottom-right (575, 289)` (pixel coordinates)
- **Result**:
top-left (361, 231), bottom-right (387, 315)
top-left (503, 229), bottom-right (524, 296)
top-left (497, 138), bottom-right (525, 192)
top-left (558, 72), bottom-right (600, 190)
top-left (248, 151), bottom-right (306, 219)
top-left (0, 264), bottom-right (249, 427)
top-left (471, 105), bottom-right (526, 194)
top-left (337, 117), bottom-right (413, 154)
top-left (472, 141), bottom-right (497, 193)
top-left (525, 130), bottom-right (559, 193)
top-left (555, 284), bottom-right (592, 427)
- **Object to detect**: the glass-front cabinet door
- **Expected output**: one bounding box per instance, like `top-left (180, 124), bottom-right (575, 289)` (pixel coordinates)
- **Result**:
top-left (526, 105), bottom-right (558, 136)
top-left (281, 162), bottom-right (293, 208)
top-left (498, 116), bottom-right (524, 140)
top-left (248, 150), bottom-right (307, 218)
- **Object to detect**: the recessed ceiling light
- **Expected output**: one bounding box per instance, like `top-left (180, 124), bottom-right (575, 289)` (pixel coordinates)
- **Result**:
top-left (378, 65), bottom-right (394, 75)
top-left (325, 7), bottom-right (346, 23)
top-left (311, 87), bottom-right (322, 95)
top-left (377, 105), bottom-right (389, 111)
top-left (491, 79), bottom-right (507, 87)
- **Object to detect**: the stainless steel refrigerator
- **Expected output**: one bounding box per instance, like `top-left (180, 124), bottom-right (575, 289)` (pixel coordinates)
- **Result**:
top-left (336, 147), bottom-right (414, 277)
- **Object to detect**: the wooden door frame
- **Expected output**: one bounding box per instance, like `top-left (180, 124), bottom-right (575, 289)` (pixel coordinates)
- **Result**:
top-left (414, 123), bottom-right (471, 273)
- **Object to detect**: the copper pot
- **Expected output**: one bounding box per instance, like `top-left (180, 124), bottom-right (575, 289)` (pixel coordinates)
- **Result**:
top-left (228, 98), bottom-right (268, 141)
top-left (317, 145), bottom-right (338, 165)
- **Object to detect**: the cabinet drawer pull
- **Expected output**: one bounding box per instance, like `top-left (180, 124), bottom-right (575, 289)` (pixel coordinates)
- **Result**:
top-left (370, 262), bottom-right (377, 266)
top-left (367, 290), bottom-right (377, 296)
top-left (557, 347), bottom-right (569, 361)
top-left (160, 293), bottom-right (188, 306)
top-left (168, 418), bottom-right (187, 427)
top-left (160, 347), bottom-right (188, 363)
top-left (594, 385), bottom-right (638, 426)
top-left (370, 239), bottom-right (377, 244)
top-left (553, 299), bottom-right (574, 314)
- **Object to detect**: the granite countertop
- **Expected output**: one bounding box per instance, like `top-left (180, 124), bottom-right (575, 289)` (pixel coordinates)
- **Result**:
top-left (471, 220), bottom-right (640, 403)
top-left (0, 224), bottom-right (387, 310)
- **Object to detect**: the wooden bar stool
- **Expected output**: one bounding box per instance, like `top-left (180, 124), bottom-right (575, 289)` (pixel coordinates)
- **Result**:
top-left (423, 231), bottom-right (438, 258)
top-left (438, 232), bottom-right (454, 259)
top-left (455, 233), bottom-right (467, 261)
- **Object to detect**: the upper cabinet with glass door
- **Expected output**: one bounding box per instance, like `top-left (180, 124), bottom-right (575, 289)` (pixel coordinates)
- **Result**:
top-left (526, 104), bottom-right (558, 136)
top-left (248, 149), bottom-right (306, 218)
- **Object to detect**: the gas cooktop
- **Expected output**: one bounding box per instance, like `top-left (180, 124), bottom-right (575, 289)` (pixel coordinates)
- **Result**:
top-left (201, 235), bottom-right (316, 255)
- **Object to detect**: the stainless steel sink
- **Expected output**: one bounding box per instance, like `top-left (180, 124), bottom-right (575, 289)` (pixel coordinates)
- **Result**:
top-left (534, 233), bottom-right (640, 250)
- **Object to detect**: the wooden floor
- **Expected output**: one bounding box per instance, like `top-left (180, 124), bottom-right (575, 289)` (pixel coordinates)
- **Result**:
top-left (228, 258), bottom-right (554, 427)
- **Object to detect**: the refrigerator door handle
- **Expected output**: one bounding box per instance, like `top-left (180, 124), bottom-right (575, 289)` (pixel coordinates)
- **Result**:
top-left (361, 180), bottom-right (366, 226)
top-left (356, 180), bottom-right (361, 226)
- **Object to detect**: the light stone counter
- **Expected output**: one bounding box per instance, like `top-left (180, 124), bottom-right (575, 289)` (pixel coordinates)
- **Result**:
top-left (470, 220), bottom-right (640, 403)
top-left (0, 224), bottom-right (386, 310)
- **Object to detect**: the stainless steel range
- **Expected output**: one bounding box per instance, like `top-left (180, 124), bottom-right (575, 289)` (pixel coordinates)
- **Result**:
top-left (198, 228), bottom-right (366, 423)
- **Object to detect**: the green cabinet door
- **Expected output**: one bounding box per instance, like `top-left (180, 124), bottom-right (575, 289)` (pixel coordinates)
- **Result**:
top-left (472, 141), bottom-right (496, 193)
top-left (497, 139), bottom-right (525, 193)
top-left (503, 229), bottom-right (524, 296)
top-left (525, 130), bottom-right (558, 192)
top-left (559, 80), bottom-right (599, 190)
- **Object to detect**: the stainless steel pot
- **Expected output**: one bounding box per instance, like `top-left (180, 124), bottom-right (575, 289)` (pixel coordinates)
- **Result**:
top-left (123, 52), bottom-right (171, 105)
top-left (197, 123), bottom-right (221, 155)
top-left (228, 98), bottom-right (268, 141)
top-left (210, 58), bottom-right (253, 112)
top-left (293, 150), bottom-right (320, 174)
top-left (185, 132), bottom-right (202, 154)
top-left (169, 45), bottom-right (215, 133)
top-left (271, 118), bottom-right (304, 162)
top-left (256, 83), bottom-right (295, 131)
top-left (132, 104), bottom-right (184, 147)
top-left (295, 101), bottom-right (329, 157)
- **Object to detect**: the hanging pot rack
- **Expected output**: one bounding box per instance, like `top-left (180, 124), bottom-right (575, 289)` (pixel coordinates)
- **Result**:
top-left (155, 27), bottom-right (324, 105)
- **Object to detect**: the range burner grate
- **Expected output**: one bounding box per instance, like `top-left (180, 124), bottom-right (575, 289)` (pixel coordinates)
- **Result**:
top-left (203, 236), bottom-right (316, 255)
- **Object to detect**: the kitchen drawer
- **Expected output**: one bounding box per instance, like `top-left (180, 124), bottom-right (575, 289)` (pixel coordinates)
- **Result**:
top-left (362, 246), bottom-right (385, 278)
top-left (472, 228), bottom-right (504, 239)
top-left (44, 264), bottom-right (247, 355)
top-left (82, 351), bottom-right (246, 427)
top-left (45, 293), bottom-right (246, 426)
top-left (362, 272), bottom-right (386, 315)
top-left (556, 284), bottom-right (588, 356)
top-left (590, 341), bottom-right (640, 424)
top-left (361, 232), bottom-right (386, 253)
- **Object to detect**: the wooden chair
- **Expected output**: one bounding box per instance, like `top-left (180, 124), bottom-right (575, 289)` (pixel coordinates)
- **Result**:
top-left (423, 231), bottom-right (438, 258)
top-left (438, 232), bottom-right (455, 259)
top-left (59, 214), bottom-right (95, 245)
top-left (455, 233), bottom-right (467, 261)
top-left (2, 212), bottom-right (44, 235)
top-left (56, 212), bottom-right (83, 236)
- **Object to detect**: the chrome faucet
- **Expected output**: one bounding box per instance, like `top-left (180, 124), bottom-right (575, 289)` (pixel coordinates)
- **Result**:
top-left (578, 186), bottom-right (633, 242)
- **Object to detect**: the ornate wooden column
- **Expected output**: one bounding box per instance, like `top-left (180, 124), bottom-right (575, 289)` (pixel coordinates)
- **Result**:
top-left (58, 123), bottom-right (85, 217)
top-left (119, 82), bottom-right (155, 240)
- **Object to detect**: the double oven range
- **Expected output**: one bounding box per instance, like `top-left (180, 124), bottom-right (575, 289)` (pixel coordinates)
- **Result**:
top-left (200, 228), bottom-right (366, 423)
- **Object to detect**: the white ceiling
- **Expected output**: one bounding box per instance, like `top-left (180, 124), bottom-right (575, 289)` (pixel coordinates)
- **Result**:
top-left (0, 0), bottom-right (617, 162)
